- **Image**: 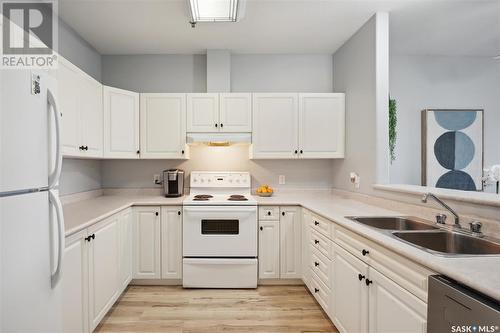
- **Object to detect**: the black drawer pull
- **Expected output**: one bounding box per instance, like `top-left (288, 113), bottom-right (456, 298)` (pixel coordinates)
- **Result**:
top-left (155, 212), bottom-right (159, 216)
top-left (314, 221), bottom-right (319, 226)
top-left (365, 279), bottom-right (373, 286)
top-left (314, 262), bottom-right (319, 267)
top-left (314, 288), bottom-right (319, 293)
top-left (314, 239), bottom-right (319, 244)
top-left (282, 212), bottom-right (285, 216)
top-left (267, 211), bottom-right (271, 216)
top-left (178, 211), bottom-right (181, 215)
top-left (362, 249), bottom-right (369, 256)
top-left (358, 274), bottom-right (365, 281)
top-left (260, 226), bottom-right (263, 231)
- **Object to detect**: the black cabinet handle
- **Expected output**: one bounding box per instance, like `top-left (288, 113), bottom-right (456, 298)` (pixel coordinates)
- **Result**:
top-left (181, 150), bottom-right (185, 154)
top-left (314, 221), bottom-right (319, 226)
top-left (85, 146), bottom-right (89, 150)
top-left (365, 279), bottom-right (373, 286)
top-left (91, 234), bottom-right (95, 240)
top-left (282, 211), bottom-right (285, 216)
top-left (155, 212), bottom-right (159, 216)
top-left (314, 262), bottom-right (319, 267)
top-left (358, 274), bottom-right (365, 281)
top-left (220, 123), bottom-right (223, 128)
top-left (314, 288), bottom-right (319, 293)
top-left (294, 150), bottom-right (298, 154)
top-left (215, 123), bottom-right (218, 127)
top-left (300, 150), bottom-right (303, 154)
top-left (136, 150), bottom-right (140, 154)
top-left (178, 211), bottom-right (181, 215)
top-left (260, 226), bottom-right (263, 231)
top-left (314, 239), bottom-right (319, 244)
top-left (85, 235), bottom-right (91, 242)
top-left (362, 249), bottom-right (369, 256)
top-left (267, 211), bottom-right (271, 216)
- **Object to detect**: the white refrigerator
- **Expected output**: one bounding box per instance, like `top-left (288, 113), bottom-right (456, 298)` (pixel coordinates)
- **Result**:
top-left (1, 68), bottom-right (65, 332)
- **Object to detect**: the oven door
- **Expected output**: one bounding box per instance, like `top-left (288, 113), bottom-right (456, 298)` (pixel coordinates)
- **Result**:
top-left (183, 206), bottom-right (257, 257)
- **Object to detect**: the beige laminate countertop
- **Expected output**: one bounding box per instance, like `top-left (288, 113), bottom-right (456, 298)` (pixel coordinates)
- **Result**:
top-left (63, 191), bottom-right (500, 301)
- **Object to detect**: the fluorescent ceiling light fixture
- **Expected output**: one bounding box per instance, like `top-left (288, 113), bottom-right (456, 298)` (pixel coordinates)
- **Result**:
top-left (188, 0), bottom-right (241, 22)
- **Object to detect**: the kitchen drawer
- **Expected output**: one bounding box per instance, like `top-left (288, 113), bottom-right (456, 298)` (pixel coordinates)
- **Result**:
top-left (335, 225), bottom-right (434, 302)
top-left (259, 206), bottom-right (280, 220)
top-left (335, 226), bottom-right (373, 264)
top-left (310, 245), bottom-right (333, 288)
top-left (310, 214), bottom-right (333, 239)
top-left (310, 229), bottom-right (334, 260)
top-left (310, 270), bottom-right (331, 313)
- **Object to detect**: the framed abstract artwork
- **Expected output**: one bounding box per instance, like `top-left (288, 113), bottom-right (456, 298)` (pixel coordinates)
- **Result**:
top-left (421, 109), bottom-right (484, 191)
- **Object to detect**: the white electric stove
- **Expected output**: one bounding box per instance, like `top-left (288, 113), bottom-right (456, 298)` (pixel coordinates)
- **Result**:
top-left (182, 171), bottom-right (258, 288)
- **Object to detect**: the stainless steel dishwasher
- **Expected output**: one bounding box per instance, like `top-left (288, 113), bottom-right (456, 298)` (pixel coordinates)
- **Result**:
top-left (428, 275), bottom-right (500, 333)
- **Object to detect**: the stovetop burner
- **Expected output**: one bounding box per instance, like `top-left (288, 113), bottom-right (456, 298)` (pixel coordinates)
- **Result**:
top-left (194, 194), bottom-right (213, 199)
top-left (193, 197), bottom-right (210, 201)
top-left (228, 194), bottom-right (248, 201)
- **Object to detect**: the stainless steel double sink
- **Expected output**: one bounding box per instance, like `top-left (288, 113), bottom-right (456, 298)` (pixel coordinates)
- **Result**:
top-left (346, 216), bottom-right (500, 256)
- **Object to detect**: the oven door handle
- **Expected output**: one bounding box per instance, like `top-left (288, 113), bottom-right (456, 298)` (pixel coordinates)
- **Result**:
top-left (183, 207), bottom-right (257, 213)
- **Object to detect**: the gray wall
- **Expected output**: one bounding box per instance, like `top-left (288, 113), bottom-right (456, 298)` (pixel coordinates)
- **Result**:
top-left (389, 55), bottom-right (500, 188)
top-left (60, 159), bottom-right (101, 195)
top-left (231, 54), bottom-right (333, 92)
top-left (58, 18), bottom-right (101, 81)
top-left (102, 145), bottom-right (335, 189)
top-left (101, 55), bottom-right (206, 92)
top-left (331, 13), bottom-right (389, 194)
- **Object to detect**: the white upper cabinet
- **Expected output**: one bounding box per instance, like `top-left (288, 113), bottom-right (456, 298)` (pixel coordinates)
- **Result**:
top-left (299, 93), bottom-right (345, 158)
top-left (58, 57), bottom-right (103, 158)
top-left (140, 94), bottom-right (187, 159)
top-left (251, 93), bottom-right (345, 159)
top-left (251, 93), bottom-right (299, 159)
top-left (219, 93), bottom-right (252, 132)
top-left (186, 93), bottom-right (219, 132)
top-left (103, 86), bottom-right (140, 158)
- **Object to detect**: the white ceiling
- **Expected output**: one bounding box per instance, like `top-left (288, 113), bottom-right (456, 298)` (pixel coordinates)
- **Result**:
top-left (59, 0), bottom-right (500, 56)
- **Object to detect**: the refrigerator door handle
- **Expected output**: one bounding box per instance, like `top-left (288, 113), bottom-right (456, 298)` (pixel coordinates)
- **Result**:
top-left (49, 189), bottom-right (65, 288)
top-left (47, 89), bottom-right (62, 190)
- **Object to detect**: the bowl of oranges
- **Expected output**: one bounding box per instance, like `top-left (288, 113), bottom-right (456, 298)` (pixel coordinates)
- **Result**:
top-left (256, 185), bottom-right (274, 197)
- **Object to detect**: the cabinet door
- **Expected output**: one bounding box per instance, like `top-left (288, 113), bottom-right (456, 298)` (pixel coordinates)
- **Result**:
top-left (302, 209), bottom-right (312, 287)
top-left (140, 93), bottom-right (187, 159)
top-left (58, 59), bottom-right (81, 156)
top-left (258, 221), bottom-right (280, 279)
top-left (103, 86), bottom-right (140, 158)
top-left (62, 230), bottom-right (89, 333)
top-left (133, 207), bottom-right (161, 279)
top-left (332, 244), bottom-right (369, 333)
top-left (79, 76), bottom-right (103, 158)
top-left (118, 209), bottom-right (133, 291)
top-left (279, 206), bottom-right (301, 279)
top-left (161, 206), bottom-right (183, 279)
top-left (186, 93), bottom-right (219, 132)
top-left (368, 268), bottom-right (427, 333)
top-left (298, 93), bottom-right (345, 158)
top-left (219, 93), bottom-right (252, 132)
top-left (251, 93), bottom-right (298, 159)
top-left (88, 216), bottom-right (119, 330)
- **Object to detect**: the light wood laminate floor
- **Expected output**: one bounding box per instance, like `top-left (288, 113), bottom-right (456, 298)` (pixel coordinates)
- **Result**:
top-left (95, 285), bottom-right (339, 333)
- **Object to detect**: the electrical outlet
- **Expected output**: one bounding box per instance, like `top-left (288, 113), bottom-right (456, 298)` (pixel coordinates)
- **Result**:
top-left (279, 175), bottom-right (286, 185)
top-left (153, 174), bottom-right (160, 185)
top-left (350, 172), bottom-right (360, 189)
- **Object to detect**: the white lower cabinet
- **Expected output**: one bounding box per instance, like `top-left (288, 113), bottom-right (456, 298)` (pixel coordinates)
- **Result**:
top-left (88, 215), bottom-right (120, 330)
top-left (279, 206), bottom-right (301, 279)
top-left (161, 206), bottom-right (183, 279)
top-left (62, 230), bottom-right (89, 333)
top-left (118, 209), bottom-right (133, 290)
top-left (258, 220), bottom-right (280, 279)
top-left (368, 268), bottom-right (427, 333)
top-left (332, 243), bottom-right (369, 333)
top-left (133, 207), bottom-right (161, 279)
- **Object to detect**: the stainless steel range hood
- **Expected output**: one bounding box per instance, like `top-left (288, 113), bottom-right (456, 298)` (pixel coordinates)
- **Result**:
top-left (186, 133), bottom-right (252, 146)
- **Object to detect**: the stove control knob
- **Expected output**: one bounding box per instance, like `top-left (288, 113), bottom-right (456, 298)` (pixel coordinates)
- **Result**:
top-left (207, 179), bottom-right (211, 183)
top-left (229, 179), bottom-right (233, 183)
top-left (200, 178), bottom-right (204, 183)
top-left (193, 178), bottom-right (197, 183)
top-left (236, 179), bottom-right (240, 183)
